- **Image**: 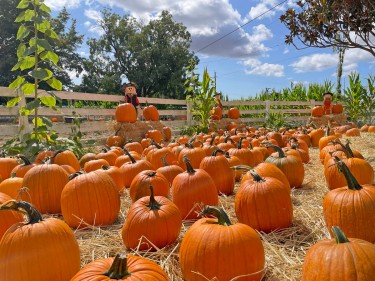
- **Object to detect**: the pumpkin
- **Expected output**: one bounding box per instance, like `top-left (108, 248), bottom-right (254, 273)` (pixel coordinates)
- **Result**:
top-left (105, 135), bottom-right (125, 147)
top-left (114, 151), bottom-right (141, 167)
top-left (235, 170), bottom-right (293, 232)
top-left (70, 254), bottom-right (168, 281)
top-left (101, 165), bottom-right (125, 192)
top-left (122, 185), bottom-right (182, 251)
top-left (228, 107), bottom-right (240, 119)
top-left (61, 171), bottom-right (120, 229)
top-left (265, 143), bottom-right (305, 188)
top-left (115, 103), bottom-right (137, 123)
top-left (179, 206), bottom-right (265, 281)
top-left (145, 129), bottom-right (163, 143)
top-left (228, 137), bottom-right (255, 167)
top-left (0, 175), bottom-right (24, 199)
top-left (79, 152), bottom-right (97, 168)
top-left (129, 170), bottom-right (170, 203)
top-left (177, 143), bottom-right (206, 169)
top-left (22, 164), bottom-right (69, 214)
top-left (323, 159), bottom-right (375, 242)
top-left (311, 106), bottom-right (324, 117)
top-left (143, 104), bottom-right (160, 121)
top-left (211, 106), bottom-right (223, 120)
top-left (0, 157), bottom-right (18, 180)
top-left (0, 193), bottom-right (24, 240)
top-left (331, 103), bottom-right (343, 114)
top-left (51, 150), bottom-right (80, 172)
top-left (302, 226), bottom-right (375, 280)
top-left (171, 156), bottom-right (218, 220)
top-left (11, 155), bottom-right (36, 178)
top-left (309, 127), bottom-right (325, 147)
top-left (34, 150), bottom-right (54, 164)
top-left (155, 155), bottom-right (184, 186)
top-left (146, 142), bottom-right (178, 169)
top-left (0, 200), bottom-right (80, 281)
top-left (345, 127), bottom-right (361, 137)
top-left (368, 125), bottom-right (375, 133)
top-left (84, 158), bottom-right (110, 172)
top-left (124, 141), bottom-right (143, 155)
top-left (199, 149), bottom-right (235, 195)
top-left (163, 126), bottom-right (172, 141)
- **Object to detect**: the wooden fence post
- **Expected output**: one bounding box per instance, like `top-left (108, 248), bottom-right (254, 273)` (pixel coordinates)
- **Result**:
top-left (17, 88), bottom-right (32, 140)
top-left (265, 100), bottom-right (270, 121)
top-left (311, 99), bottom-right (315, 108)
top-left (186, 100), bottom-right (192, 126)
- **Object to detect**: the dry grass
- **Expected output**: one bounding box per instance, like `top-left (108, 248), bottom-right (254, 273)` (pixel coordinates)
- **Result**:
top-left (56, 133), bottom-right (375, 279)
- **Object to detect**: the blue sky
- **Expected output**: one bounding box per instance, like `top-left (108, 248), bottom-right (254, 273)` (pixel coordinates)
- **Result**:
top-left (46, 0), bottom-right (375, 100)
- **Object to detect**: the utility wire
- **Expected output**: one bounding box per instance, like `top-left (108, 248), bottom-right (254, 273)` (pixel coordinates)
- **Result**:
top-left (195, 0), bottom-right (288, 53)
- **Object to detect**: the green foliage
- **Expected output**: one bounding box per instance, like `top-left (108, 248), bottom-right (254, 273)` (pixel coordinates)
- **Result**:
top-left (178, 125), bottom-right (196, 136)
top-left (343, 72), bottom-right (375, 125)
top-left (185, 66), bottom-right (216, 133)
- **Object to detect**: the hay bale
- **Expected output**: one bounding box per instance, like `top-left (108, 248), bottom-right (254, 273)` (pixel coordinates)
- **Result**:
top-left (113, 120), bottom-right (167, 142)
top-left (209, 118), bottom-right (244, 131)
top-left (308, 113), bottom-right (347, 127)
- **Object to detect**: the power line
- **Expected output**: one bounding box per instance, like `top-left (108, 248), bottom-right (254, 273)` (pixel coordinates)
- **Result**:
top-left (195, 0), bottom-right (288, 53)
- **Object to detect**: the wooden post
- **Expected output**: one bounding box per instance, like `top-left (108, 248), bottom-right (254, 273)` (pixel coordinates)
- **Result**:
top-left (265, 100), bottom-right (270, 121)
top-left (17, 88), bottom-right (32, 141)
top-left (311, 99), bottom-right (316, 108)
top-left (186, 100), bottom-right (192, 126)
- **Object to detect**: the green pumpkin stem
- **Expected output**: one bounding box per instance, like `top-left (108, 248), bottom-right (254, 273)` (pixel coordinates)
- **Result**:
top-left (103, 254), bottom-right (130, 279)
top-left (333, 157), bottom-right (362, 190)
top-left (147, 185), bottom-right (161, 210)
top-left (199, 205), bottom-right (232, 226)
top-left (0, 200), bottom-right (43, 224)
top-left (266, 143), bottom-right (285, 158)
top-left (332, 226), bottom-right (350, 244)
top-left (183, 156), bottom-right (195, 174)
top-left (249, 170), bottom-right (266, 182)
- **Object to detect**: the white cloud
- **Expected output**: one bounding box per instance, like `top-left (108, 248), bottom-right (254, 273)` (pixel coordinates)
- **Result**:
top-left (291, 53), bottom-right (337, 73)
top-left (84, 9), bottom-right (102, 21)
top-left (84, 9), bottom-right (104, 35)
top-left (243, 58), bottom-right (285, 77)
top-left (245, 0), bottom-right (288, 21)
top-left (84, 21), bottom-right (91, 27)
top-left (45, 0), bottom-right (80, 10)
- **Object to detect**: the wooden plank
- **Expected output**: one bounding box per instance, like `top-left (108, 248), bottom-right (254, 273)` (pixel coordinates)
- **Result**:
top-left (271, 109), bottom-right (311, 114)
top-left (269, 101), bottom-right (312, 106)
top-left (239, 110), bottom-right (267, 115)
top-left (138, 97), bottom-right (186, 105)
top-left (241, 117), bottom-right (266, 122)
top-left (223, 101), bottom-right (266, 106)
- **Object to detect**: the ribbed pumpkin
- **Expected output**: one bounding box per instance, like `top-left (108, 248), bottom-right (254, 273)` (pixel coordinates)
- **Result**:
top-left (302, 226), bottom-right (375, 280)
top-left (179, 206), bottom-right (265, 281)
top-left (145, 129), bottom-right (163, 143)
top-left (0, 157), bottom-right (18, 181)
top-left (265, 144), bottom-right (305, 188)
top-left (172, 157), bottom-right (218, 220)
top-left (235, 170), bottom-right (293, 232)
top-left (228, 137), bottom-right (255, 167)
top-left (331, 103), bottom-right (343, 114)
top-left (177, 143), bottom-right (206, 169)
top-left (311, 106), bottom-right (324, 117)
top-left (228, 107), bottom-right (240, 119)
top-left (143, 104), bottom-right (160, 121)
top-left (105, 135), bottom-right (125, 147)
top-left (155, 155), bottom-right (184, 186)
top-left (0, 193), bottom-right (24, 240)
top-left (70, 254), bottom-right (168, 281)
top-left (124, 141), bottom-right (143, 155)
top-left (0, 200), bottom-right (80, 281)
top-left (22, 164), bottom-right (69, 214)
top-left (122, 185), bottom-right (182, 251)
top-left (129, 170), bottom-right (170, 202)
top-left (199, 149), bottom-right (235, 195)
top-left (309, 127), bottom-right (325, 147)
top-left (163, 126), bottom-right (172, 141)
top-left (51, 150), bottom-right (80, 172)
top-left (101, 165), bottom-right (125, 192)
top-left (11, 155), bottom-right (36, 178)
top-left (61, 171), bottom-right (120, 229)
top-left (146, 142), bottom-right (178, 169)
top-left (211, 106), bottom-right (223, 120)
top-left (79, 152), bottom-right (97, 168)
top-left (323, 160), bottom-right (375, 243)
top-left (115, 103), bottom-right (137, 123)
top-left (84, 158), bottom-right (110, 172)
top-left (0, 175), bottom-right (23, 199)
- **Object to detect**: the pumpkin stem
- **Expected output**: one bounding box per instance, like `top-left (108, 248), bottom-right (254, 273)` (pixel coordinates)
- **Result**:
top-left (103, 254), bottom-right (131, 279)
top-left (212, 148), bottom-right (225, 156)
top-left (266, 143), bottom-right (285, 158)
top-left (161, 153), bottom-right (169, 167)
top-left (151, 140), bottom-right (162, 149)
top-left (0, 200), bottom-right (42, 224)
top-left (332, 226), bottom-right (350, 244)
top-left (16, 154), bottom-right (32, 166)
top-left (237, 137), bottom-right (245, 149)
top-left (230, 165), bottom-right (252, 171)
top-left (249, 170), bottom-right (266, 182)
top-left (325, 125), bottom-right (331, 137)
top-left (344, 140), bottom-right (355, 158)
top-left (183, 156), bottom-right (195, 174)
top-left (199, 205), bottom-right (232, 226)
top-left (209, 133), bottom-right (216, 145)
top-left (147, 185), bottom-right (161, 210)
top-left (123, 148), bottom-right (136, 164)
top-left (51, 150), bottom-right (63, 159)
top-left (68, 171), bottom-right (85, 180)
top-left (333, 157), bottom-right (362, 190)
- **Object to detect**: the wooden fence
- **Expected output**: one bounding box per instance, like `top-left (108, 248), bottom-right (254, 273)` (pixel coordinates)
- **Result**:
top-left (0, 87), bottom-right (322, 136)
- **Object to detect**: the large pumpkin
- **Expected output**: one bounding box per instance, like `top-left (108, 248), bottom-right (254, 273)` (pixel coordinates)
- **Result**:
top-left (122, 185), bottom-right (182, 251)
top-left (302, 226), bottom-right (375, 280)
top-left (61, 171), bottom-right (120, 229)
top-left (115, 103), bottom-right (137, 123)
top-left (323, 159), bottom-right (375, 243)
top-left (70, 254), bottom-right (168, 281)
top-left (0, 200), bottom-right (80, 281)
top-left (179, 206), bottom-right (265, 281)
top-left (143, 104), bottom-right (160, 121)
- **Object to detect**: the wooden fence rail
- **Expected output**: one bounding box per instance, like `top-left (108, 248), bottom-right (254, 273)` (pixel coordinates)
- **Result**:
top-left (0, 87), bottom-right (322, 137)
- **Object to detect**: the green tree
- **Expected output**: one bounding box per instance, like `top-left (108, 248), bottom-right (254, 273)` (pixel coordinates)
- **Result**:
top-left (0, 1), bottom-right (84, 88)
top-left (280, 0), bottom-right (375, 57)
top-left (83, 10), bottom-right (198, 98)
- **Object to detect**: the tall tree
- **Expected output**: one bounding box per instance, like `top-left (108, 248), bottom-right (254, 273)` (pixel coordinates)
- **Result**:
top-left (83, 10), bottom-right (198, 98)
top-left (0, 1), bottom-right (84, 88)
top-left (280, 0), bottom-right (375, 57)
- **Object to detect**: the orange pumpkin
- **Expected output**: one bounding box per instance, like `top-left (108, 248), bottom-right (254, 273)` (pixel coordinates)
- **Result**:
top-left (143, 104), bottom-right (159, 121)
top-left (115, 103), bottom-right (137, 123)
top-left (228, 107), bottom-right (240, 119)
top-left (331, 103), bottom-right (343, 114)
top-left (0, 193), bottom-right (24, 240)
top-left (311, 106), bottom-right (324, 117)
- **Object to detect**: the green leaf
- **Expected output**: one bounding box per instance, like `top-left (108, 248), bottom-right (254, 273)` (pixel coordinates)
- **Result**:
top-left (11, 61), bottom-right (22, 71)
top-left (36, 20), bottom-right (50, 33)
top-left (40, 51), bottom-right (58, 64)
top-left (21, 82), bottom-right (35, 95)
top-left (46, 77), bottom-right (62, 90)
top-left (37, 39), bottom-right (53, 51)
top-left (39, 3), bottom-right (51, 13)
top-left (40, 96), bottom-right (56, 107)
top-left (32, 117), bottom-right (44, 127)
top-left (7, 97), bottom-right (21, 107)
top-left (46, 90), bottom-right (62, 102)
top-left (29, 37), bottom-right (36, 47)
top-left (31, 68), bottom-right (50, 80)
top-left (15, 11), bottom-right (26, 22)
top-left (25, 99), bottom-right (40, 111)
top-left (17, 25), bottom-right (30, 40)
top-left (23, 45), bottom-right (37, 56)
top-left (24, 9), bottom-right (35, 22)
top-left (9, 76), bottom-right (25, 89)
top-left (17, 0), bottom-right (30, 9)
top-left (20, 107), bottom-right (34, 116)
top-left (45, 29), bottom-right (59, 39)
top-left (41, 116), bottom-right (52, 127)
top-left (17, 43), bottom-right (26, 58)
top-left (20, 56), bottom-right (36, 71)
